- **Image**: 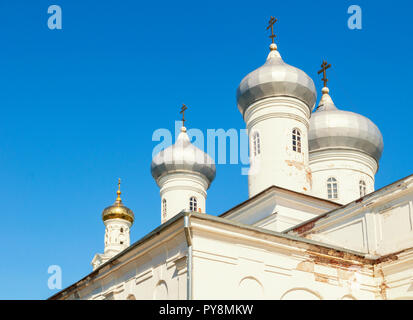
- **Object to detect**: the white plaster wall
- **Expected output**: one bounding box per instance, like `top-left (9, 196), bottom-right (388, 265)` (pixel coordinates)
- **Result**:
top-left (310, 149), bottom-right (377, 205)
top-left (222, 189), bottom-right (339, 233)
top-left (191, 227), bottom-right (375, 300)
top-left (62, 213), bottom-right (413, 300)
top-left (72, 231), bottom-right (189, 300)
top-left (91, 218), bottom-right (133, 270)
top-left (158, 172), bottom-right (208, 223)
top-left (222, 193), bottom-right (277, 226)
top-left (374, 195), bottom-right (413, 255)
top-left (306, 215), bottom-right (369, 253)
top-left (244, 97), bottom-right (312, 197)
top-left (104, 219), bottom-right (132, 255)
top-left (376, 250), bottom-right (413, 300)
top-left (262, 204), bottom-right (320, 232)
top-left (302, 191), bottom-right (413, 257)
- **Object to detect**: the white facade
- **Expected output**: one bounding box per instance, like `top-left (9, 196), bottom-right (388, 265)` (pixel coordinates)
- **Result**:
top-left (56, 175), bottom-right (413, 301)
top-left (53, 195), bottom-right (413, 300)
top-left (290, 176), bottom-right (413, 257)
top-left (220, 186), bottom-right (340, 233)
top-left (310, 149), bottom-right (377, 205)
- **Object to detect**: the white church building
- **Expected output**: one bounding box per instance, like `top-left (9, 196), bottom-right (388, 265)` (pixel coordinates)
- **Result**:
top-left (50, 25), bottom-right (413, 300)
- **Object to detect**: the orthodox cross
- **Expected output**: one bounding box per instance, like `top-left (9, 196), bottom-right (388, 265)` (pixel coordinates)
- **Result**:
top-left (267, 16), bottom-right (278, 43)
top-left (180, 104), bottom-right (188, 127)
top-left (318, 60), bottom-right (332, 87)
top-left (116, 178), bottom-right (122, 203)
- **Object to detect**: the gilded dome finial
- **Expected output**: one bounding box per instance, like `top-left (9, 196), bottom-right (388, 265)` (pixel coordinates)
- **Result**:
top-left (116, 178), bottom-right (122, 203)
top-left (101, 178), bottom-right (134, 224)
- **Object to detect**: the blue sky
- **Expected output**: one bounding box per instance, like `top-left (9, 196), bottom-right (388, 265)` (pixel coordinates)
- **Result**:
top-left (0, 0), bottom-right (411, 299)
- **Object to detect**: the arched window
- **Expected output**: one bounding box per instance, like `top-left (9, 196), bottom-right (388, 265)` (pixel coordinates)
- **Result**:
top-left (327, 177), bottom-right (338, 200)
top-left (162, 199), bottom-right (167, 217)
top-left (252, 131), bottom-right (261, 157)
top-left (189, 196), bottom-right (197, 212)
top-left (359, 180), bottom-right (367, 197)
top-left (292, 129), bottom-right (302, 153)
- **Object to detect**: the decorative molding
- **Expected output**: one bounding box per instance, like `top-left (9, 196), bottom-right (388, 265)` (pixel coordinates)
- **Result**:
top-left (135, 268), bottom-right (154, 285)
top-left (247, 113), bottom-right (310, 130)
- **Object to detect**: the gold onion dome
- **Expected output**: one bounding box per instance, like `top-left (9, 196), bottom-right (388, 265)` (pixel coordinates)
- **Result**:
top-left (102, 179), bottom-right (134, 224)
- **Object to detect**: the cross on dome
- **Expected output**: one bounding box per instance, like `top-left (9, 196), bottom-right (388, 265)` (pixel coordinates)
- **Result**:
top-left (267, 16), bottom-right (278, 45)
top-left (318, 60), bottom-right (332, 88)
top-left (116, 178), bottom-right (122, 203)
top-left (180, 104), bottom-right (188, 129)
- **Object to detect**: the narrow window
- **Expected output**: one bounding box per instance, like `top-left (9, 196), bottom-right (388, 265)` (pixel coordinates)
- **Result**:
top-left (359, 180), bottom-right (367, 197)
top-left (292, 129), bottom-right (302, 153)
top-left (252, 131), bottom-right (261, 157)
top-left (327, 177), bottom-right (338, 200)
top-left (189, 196), bottom-right (197, 212)
top-left (120, 228), bottom-right (123, 233)
top-left (162, 199), bottom-right (167, 217)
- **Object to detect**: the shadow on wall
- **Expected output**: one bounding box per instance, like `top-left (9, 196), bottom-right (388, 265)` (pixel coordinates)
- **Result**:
top-left (239, 277), bottom-right (264, 300)
top-left (154, 280), bottom-right (168, 299)
top-left (280, 288), bottom-right (322, 300)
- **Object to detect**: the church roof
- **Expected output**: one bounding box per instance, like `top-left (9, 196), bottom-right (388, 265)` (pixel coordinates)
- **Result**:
top-left (285, 173), bottom-right (413, 236)
top-left (219, 184), bottom-right (341, 219)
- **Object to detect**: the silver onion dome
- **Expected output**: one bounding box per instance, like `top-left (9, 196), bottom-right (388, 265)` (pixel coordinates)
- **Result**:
top-left (151, 127), bottom-right (216, 187)
top-left (309, 87), bottom-right (384, 164)
top-left (237, 43), bottom-right (317, 116)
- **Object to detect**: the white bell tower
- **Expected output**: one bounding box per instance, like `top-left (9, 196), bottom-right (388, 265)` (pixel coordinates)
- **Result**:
top-left (91, 179), bottom-right (135, 270)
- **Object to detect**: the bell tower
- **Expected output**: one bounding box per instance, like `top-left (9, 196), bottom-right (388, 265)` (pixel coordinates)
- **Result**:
top-left (91, 179), bottom-right (135, 270)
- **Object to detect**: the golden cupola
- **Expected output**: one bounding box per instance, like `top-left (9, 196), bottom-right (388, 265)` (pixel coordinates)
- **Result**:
top-left (101, 179), bottom-right (134, 224)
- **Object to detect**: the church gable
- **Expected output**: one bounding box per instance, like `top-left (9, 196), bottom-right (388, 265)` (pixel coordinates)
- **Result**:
top-left (288, 175), bottom-right (413, 257)
top-left (220, 186), bottom-right (340, 233)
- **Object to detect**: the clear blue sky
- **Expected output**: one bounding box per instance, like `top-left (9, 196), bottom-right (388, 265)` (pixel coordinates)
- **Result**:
top-left (0, 0), bottom-right (411, 299)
